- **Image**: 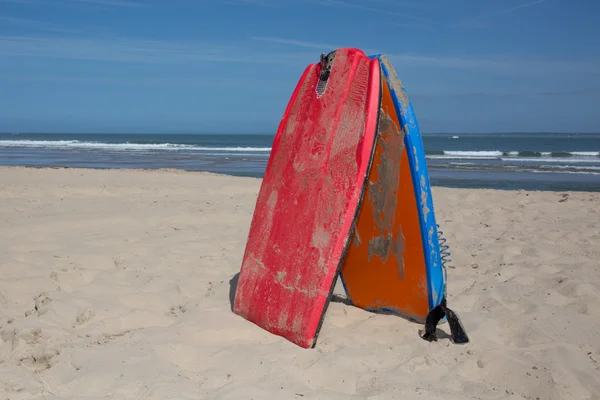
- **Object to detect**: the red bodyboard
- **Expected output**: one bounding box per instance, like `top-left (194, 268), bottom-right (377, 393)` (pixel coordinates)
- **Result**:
top-left (233, 48), bottom-right (381, 348)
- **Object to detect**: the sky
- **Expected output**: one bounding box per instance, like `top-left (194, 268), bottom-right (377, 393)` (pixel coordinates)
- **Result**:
top-left (0, 0), bottom-right (599, 134)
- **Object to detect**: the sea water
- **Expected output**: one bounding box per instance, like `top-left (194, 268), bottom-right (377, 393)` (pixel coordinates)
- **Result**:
top-left (1, 132), bottom-right (598, 192)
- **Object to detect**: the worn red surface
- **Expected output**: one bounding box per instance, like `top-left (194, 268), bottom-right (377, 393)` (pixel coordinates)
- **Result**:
top-left (233, 48), bottom-right (381, 348)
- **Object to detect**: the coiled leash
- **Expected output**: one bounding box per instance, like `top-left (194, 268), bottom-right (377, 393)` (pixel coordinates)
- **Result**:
top-left (421, 225), bottom-right (470, 345)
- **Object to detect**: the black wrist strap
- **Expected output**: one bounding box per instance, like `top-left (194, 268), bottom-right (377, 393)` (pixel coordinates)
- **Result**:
top-left (421, 296), bottom-right (470, 345)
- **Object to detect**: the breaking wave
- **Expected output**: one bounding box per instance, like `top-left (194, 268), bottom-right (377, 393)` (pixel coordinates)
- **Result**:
top-left (426, 150), bottom-right (600, 161)
top-left (0, 140), bottom-right (271, 152)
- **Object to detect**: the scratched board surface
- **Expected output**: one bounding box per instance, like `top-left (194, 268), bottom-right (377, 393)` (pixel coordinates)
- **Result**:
top-left (233, 48), bottom-right (381, 349)
top-left (340, 72), bottom-right (432, 322)
top-left (378, 54), bottom-right (445, 310)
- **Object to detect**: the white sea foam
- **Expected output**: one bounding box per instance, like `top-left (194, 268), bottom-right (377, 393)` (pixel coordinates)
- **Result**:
top-left (540, 165), bottom-right (600, 171)
top-left (500, 157), bottom-right (600, 164)
top-left (531, 170), bottom-right (600, 176)
top-left (443, 150), bottom-right (503, 157)
top-left (427, 149), bottom-right (600, 163)
top-left (0, 140), bottom-right (271, 152)
top-left (428, 156), bottom-right (499, 160)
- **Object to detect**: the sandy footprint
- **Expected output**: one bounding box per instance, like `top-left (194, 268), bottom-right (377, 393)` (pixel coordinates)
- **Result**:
top-left (19, 347), bottom-right (61, 372)
top-left (355, 375), bottom-right (382, 393)
top-left (406, 355), bottom-right (433, 373)
top-left (51, 267), bottom-right (103, 293)
top-left (25, 293), bottom-right (52, 317)
top-left (72, 309), bottom-right (95, 327)
top-left (1, 326), bottom-right (43, 349)
top-left (166, 305), bottom-right (188, 317)
top-left (1, 327), bottom-right (62, 375)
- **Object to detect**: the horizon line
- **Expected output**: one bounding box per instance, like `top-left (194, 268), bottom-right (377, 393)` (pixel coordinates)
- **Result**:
top-left (2, 131), bottom-right (600, 136)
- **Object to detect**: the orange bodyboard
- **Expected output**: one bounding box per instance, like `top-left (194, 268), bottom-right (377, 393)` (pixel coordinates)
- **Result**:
top-left (340, 73), bottom-right (430, 322)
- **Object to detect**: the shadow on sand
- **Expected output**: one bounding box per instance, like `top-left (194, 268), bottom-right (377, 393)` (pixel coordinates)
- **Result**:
top-left (228, 272), bottom-right (239, 312)
top-left (228, 272), bottom-right (451, 342)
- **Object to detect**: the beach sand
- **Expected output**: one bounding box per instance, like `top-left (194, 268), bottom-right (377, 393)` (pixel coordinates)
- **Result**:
top-left (1, 166), bottom-right (599, 399)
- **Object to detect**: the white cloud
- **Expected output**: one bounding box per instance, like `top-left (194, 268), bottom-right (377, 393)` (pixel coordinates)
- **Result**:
top-left (0, 35), bottom-right (314, 64)
top-left (0, 0), bottom-right (146, 6)
top-left (253, 36), bottom-right (600, 76)
top-left (454, 0), bottom-right (546, 27)
top-left (0, 16), bottom-right (83, 34)
top-left (253, 37), bottom-right (342, 51)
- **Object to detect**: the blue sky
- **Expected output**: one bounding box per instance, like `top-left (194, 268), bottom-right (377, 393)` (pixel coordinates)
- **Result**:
top-left (0, 0), bottom-right (599, 134)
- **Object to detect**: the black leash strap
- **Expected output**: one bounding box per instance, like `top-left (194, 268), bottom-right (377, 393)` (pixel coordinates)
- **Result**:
top-left (421, 296), bottom-right (470, 345)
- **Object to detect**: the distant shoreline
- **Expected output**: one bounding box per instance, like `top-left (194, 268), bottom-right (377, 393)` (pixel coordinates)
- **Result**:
top-left (2, 131), bottom-right (600, 136)
top-left (1, 131), bottom-right (599, 192)
top-left (1, 164), bottom-right (598, 193)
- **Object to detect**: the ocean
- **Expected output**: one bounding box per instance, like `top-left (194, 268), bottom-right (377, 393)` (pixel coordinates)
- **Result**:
top-left (1, 132), bottom-right (599, 192)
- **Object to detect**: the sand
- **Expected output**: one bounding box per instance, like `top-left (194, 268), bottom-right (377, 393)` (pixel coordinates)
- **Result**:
top-left (0, 166), bottom-right (599, 400)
